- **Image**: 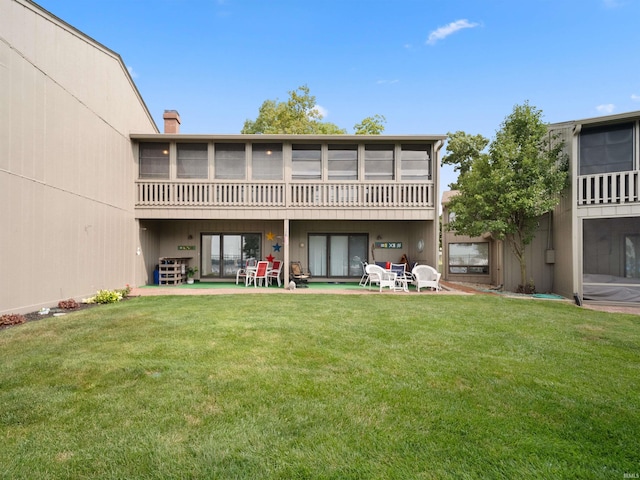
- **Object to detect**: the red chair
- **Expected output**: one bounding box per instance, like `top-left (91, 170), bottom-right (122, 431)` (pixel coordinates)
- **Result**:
top-left (267, 260), bottom-right (283, 287)
top-left (247, 261), bottom-right (269, 287)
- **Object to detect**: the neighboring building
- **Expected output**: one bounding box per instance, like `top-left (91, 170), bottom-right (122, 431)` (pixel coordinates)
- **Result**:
top-left (442, 191), bottom-right (555, 292)
top-left (550, 111), bottom-right (640, 303)
top-left (1, 0), bottom-right (157, 315)
top-left (443, 110), bottom-right (640, 304)
top-left (1, 0), bottom-right (445, 314)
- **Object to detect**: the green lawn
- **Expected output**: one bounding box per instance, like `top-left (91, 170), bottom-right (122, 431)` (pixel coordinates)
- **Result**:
top-left (1, 295), bottom-right (638, 479)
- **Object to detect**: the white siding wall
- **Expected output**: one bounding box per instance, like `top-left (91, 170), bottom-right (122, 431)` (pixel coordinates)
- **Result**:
top-left (0, 0), bottom-right (156, 314)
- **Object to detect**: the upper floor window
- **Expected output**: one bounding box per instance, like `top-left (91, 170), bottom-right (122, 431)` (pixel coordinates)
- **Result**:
top-left (328, 144), bottom-right (358, 180)
top-left (252, 143), bottom-right (283, 180)
top-left (177, 143), bottom-right (208, 179)
top-left (139, 142), bottom-right (169, 179)
top-left (400, 144), bottom-right (431, 180)
top-left (292, 144), bottom-right (322, 180)
top-left (579, 122), bottom-right (634, 175)
top-left (215, 143), bottom-right (245, 179)
top-left (365, 144), bottom-right (394, 180)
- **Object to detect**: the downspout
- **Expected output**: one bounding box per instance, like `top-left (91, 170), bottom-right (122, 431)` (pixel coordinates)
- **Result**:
top-left (434, 140), bottom-right (444, 268)
top-left (572, 124), bottom-right (582, 305)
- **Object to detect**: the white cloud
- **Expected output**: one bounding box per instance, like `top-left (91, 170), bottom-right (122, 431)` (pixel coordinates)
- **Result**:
top-left (127, 66), bottom-right (139, 79)
top-left (631, 94), bottom-right (640, 102)
top-left (376, 79), bottom-right (400, 85)
top-left (596, 104), bottom-right (615, 114)
top-left (427, 19), bottom-right (479, 45)
top-left (313, 105), bottom-right (328, 119)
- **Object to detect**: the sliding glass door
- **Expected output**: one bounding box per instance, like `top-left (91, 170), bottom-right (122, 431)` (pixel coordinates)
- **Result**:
top-left (309, 234), bottom-right (368, 278)
top-left (201, 233), bottom-right (260, 278)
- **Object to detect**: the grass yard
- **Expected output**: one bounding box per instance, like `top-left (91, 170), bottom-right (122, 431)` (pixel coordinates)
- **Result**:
top-left (1, 294), bottom-right (638, 479)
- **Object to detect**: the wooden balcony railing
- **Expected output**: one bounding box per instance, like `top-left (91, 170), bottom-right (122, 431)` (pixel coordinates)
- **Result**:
top-left (135, 181), bottom-right (435, 208)
top-left (578, 171), bottom-right (640, 205)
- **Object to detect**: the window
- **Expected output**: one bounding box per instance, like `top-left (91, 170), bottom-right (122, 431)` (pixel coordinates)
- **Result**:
top-left (139, 142), bottom-right (169, 179)
top-left (177, 143), bottom-right (208, 179)
top-left (401, 144), bottom-right (431, 180)
top-left (252, 143), bottom-right (283, 180)
top-left (365, 144), bottom-right (394, 180)
top-left (201, 233), bottom-right (260, 278)
top-left (215, 143), bottom-right (245, 179)
top-left (328, 145), bottom-right (358, 180)
top-left (308, 234), bottom-right (368, 277)
top-left (448, 243), bottom-right (489, 274)
top-left (292, 144), bottom-right (322, 179)
top-left (579, 122), bottom-right (634, 175)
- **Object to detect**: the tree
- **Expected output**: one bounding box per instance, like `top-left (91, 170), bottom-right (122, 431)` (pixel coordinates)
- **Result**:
top-left (441, 131), bottom-right (490, 188)
top-left (443, 102), bottom-right (568, 292)
top-left (241, 85), bottom-right (384, 135)
top-left (353, 114), bottom-right (387, 135)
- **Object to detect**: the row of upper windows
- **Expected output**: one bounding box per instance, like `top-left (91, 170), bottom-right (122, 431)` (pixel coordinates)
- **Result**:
top-left (579, 121), bottom-right (636, 175)
top-left (138, 142), bottom-right (433, 181)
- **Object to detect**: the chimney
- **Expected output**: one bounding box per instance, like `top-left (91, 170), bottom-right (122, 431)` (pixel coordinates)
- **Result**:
top-left (163, 110), bottom-right (181, 134)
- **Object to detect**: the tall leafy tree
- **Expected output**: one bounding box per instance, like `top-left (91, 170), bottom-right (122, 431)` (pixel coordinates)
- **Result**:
top-left (353, 114), bottom-right (387, 135)
top-left (241, 85), bottom-right (384, 135)
top-left (443, 102), bottom-right (568, 291)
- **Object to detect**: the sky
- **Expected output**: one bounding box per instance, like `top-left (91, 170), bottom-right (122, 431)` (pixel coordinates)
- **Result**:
top-left (35, 0), bottom-right (640, 191)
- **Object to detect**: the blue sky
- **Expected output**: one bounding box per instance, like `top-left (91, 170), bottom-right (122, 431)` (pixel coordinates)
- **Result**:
top-left (36, 0), bottom-right (640, 189)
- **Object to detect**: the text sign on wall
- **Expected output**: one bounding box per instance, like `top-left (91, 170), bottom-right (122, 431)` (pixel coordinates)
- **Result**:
top-left (374, 242), bottom-right (403, 249)
top-left (178, 245), bottom-right (196, 250)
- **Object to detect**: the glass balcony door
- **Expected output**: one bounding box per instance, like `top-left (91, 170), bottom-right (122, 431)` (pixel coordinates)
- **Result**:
top-left (201, 233), bottom-right (261, 278)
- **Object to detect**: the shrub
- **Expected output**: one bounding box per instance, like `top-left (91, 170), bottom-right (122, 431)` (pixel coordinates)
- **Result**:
top-left (1, 314), bottom-right (26, 326)
top-left (83, 286), bottom-right (130, 305)
top-left (92, 290), bottom-right (123, 304)
top-left (58, 299), bottom-right (79, 310)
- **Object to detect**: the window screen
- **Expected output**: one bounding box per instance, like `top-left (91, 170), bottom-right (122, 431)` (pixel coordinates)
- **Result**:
top-left (139, 142), bottom-right (169, 179)
top-left (401, 144), bottom-right (431, 180)
top-left (215, 143), bottom-right (245, 179)
top-left (252, 143), bottom-right (283, 180)
top-left (579, 122), bottom-right (634, 175)
top-left (365, 144), bottom-right (394, 180)
top-left (292, 144), bottom-right (321, 179)
top-left (177, 143), bottom-right (208, 179)
top-left (328, 145), bottom-right (357, 180)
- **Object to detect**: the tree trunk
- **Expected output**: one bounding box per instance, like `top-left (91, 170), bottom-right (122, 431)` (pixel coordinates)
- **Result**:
top-left (507, 235), bottom-right (533, 293)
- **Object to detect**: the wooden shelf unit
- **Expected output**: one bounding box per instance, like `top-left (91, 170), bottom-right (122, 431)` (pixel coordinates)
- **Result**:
top-left (158, 257), bottom-right (192, 285)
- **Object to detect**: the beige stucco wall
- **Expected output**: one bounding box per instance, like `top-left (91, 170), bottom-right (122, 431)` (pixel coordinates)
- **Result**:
top-left (0, 0), bottom-right (157, 314)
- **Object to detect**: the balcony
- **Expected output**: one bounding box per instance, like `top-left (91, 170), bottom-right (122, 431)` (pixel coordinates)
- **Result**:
top-left (135, 181), bottom-right (435, 209)
top-left (578, 170), bottom-right (640, 205)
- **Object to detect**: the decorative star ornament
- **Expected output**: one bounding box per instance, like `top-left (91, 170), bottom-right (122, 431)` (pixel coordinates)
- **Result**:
top-left (266, 254), bottom-right (275, 263)
top-left (273, 243), bottom-right (281, 252)
top-left (266, 232), bottom-right (275, 241)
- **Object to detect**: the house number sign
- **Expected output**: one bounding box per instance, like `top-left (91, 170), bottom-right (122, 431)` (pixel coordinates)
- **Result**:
top-left (374, 242), bottom-right (403, 249)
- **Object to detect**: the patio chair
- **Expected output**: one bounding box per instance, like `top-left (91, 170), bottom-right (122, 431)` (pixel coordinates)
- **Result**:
top-left (267, 260), bottom-right (283, 287)
top-left (290, 261), bottom-right (311, 287)
top-left (235, 257), bottom-right (256, 285)
top-left (390, 262), bottom-right (410, 292)
top-left (359, 261), bottom-right (370, 287)
top-left (246, 260), bottom-right (269, 287)
top-left (411, 264), bottom-right (441, 292)
top-left (365, 264), bottom-right (398, 292)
